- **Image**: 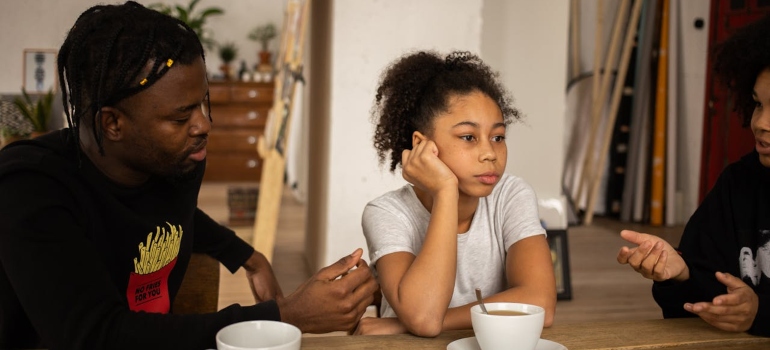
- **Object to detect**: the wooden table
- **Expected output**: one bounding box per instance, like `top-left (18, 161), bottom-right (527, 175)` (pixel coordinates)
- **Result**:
top-left (301, 318), bottom-right (770, 349)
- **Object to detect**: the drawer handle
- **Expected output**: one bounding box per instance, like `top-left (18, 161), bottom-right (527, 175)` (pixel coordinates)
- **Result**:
top-left (247, 136), bottom-right (257, 144)
top-left (247, 111), bottom-right (259, 120)
top-left (247, 159), bottom-right (259, 168)
top-left (248, 90), bottom-right (259, 98)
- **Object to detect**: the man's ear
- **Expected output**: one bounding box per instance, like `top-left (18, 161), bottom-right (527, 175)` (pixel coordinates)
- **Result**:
top-left (412, 131), bottom-right (427, 148)
top-left (98, 107), bottom-right (124, 141)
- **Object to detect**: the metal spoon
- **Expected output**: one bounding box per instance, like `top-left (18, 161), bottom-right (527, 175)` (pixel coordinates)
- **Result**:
top-left (475, 288), bottom-right (489, 314)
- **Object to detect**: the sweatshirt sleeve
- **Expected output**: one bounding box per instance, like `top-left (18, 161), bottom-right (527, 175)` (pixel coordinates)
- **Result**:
top-left (193, 209), bottom-right (255, 273)
top-left (750, 294), bottom-right (770, 336)
top-left (0, 172), bottom-right (278, 350)
top-left (651, 163), bottom-right (770, 336)
top-left (652, 167), bottom-right (736, 317)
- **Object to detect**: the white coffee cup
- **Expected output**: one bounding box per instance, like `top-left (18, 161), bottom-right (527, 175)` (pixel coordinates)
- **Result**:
top-left (470, 302), bottom-right (545, 350)
top-left (216, 320), bottom-right (301, 350)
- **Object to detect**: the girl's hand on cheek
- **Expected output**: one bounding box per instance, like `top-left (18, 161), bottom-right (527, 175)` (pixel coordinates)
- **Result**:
top-left (401, 140), bottom-right (457, 196)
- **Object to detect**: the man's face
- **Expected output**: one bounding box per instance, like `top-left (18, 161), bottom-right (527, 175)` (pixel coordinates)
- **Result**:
top-left (113, 57), bottom-right (210, 181)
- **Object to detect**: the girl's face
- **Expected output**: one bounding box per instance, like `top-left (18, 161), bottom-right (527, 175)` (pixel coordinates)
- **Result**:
top-left (428, 90), bottom-right (507, 198)
top-left (752, 68), bottom-right (770, 168)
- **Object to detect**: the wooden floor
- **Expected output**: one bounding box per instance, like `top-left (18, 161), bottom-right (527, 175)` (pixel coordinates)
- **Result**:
top-left (198, 182), bottom-right (308, 309)
top-left (198, 183), bottom-right (686, 327)
top-left (554, 217), bottom-right (684, 324)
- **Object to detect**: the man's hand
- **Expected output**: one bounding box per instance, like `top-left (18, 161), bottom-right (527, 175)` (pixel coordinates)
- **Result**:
top-left (684, 272), bottom-right (759, 332)
top-left (617, 230), bottom-right (689, 282)
top-left (352, 317), bottom-right (408, 335)
top-left (278, 248), bottom-right (379, 333)
top-left (243, 251), bottom-right (283, 303)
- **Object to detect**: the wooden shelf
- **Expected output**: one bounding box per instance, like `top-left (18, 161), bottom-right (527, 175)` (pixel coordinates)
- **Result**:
top-left (204, 80), bottom-right (274, 182)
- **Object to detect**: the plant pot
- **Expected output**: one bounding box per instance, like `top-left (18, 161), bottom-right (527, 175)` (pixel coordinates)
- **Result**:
top-left (219, 64), bottom-right (233, 80)
top-left (257, 51), bottom-right (272, 72)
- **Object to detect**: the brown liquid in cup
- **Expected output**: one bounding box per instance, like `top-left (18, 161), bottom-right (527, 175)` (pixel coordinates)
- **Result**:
top-left (487, 310), bottom-right (529, 316)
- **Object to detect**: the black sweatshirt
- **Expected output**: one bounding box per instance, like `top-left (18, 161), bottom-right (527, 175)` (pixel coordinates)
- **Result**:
top-left (0, 130), bottom-right (280, 349)
top-left (652, 150), bottom-right (770, 337)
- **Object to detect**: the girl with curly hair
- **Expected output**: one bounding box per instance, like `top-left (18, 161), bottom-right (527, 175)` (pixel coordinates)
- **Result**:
top-left (617, 15), bottom-right (770, 336)
top-left (356, 51), bottom-right (556, 336)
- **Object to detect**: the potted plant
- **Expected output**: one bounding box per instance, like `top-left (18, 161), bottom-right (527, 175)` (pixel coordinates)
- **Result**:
top-left (13, 88), bottom-right (54, 138)
top-left (148, 0), bottom-right (224, 50)
top-left (217, 42), bottom-right (238, 80)
top-left (248, 23), bottom-right (277, 71)
top-left (0, 100), bottom-right (33, 149)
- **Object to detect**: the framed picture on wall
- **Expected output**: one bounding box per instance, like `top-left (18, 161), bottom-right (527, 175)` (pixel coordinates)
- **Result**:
top-left (547, 229), bottom-right (572, 300)
top-left (23, 49), bottom-right (58, 94)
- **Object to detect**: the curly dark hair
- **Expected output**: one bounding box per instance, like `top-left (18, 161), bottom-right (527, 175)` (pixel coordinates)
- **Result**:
top-left (713, 14), bottom-right (770, 127)
top-left (58, 1), bottom-right (206, 155)
top-left (371, 51), bottom-right (521, 172)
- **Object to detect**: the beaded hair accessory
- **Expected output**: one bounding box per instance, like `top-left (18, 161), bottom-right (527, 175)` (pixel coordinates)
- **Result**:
top-left (445, 51), bottom-right (474, 66)
top-left (139, 58), bottom-right (175, 85)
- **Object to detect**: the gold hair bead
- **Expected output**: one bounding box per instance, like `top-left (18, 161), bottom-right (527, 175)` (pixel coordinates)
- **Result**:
top-left (139, 78), bottom-right (148, 85)
top-left (166, 59), bottom-right (174, 67)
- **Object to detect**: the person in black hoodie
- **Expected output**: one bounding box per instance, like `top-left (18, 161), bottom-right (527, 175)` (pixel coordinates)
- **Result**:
top-left (0, 2), bottom-right (377, 349)
top-left (616, 14), bottom-right (770, 337)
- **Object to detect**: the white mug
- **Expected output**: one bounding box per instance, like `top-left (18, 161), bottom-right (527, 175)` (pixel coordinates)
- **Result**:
top-left (216, 320), bottom-right (301, 350)
top-left (470, 302), bottom-right (545, 350)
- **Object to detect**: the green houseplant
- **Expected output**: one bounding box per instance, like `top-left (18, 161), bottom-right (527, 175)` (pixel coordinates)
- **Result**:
top-left (248, 23), bottom-right (277, 70)
top-left (217, 42), bottom-right (238, 80)
top-left (0, 100), bottom-right (33, 148)
top-left (13, 88), bottom-right (54, 137)
top-left (248, 23), bottom-right (277, 52)
top-left (149, 0), bottom-right (223, 50)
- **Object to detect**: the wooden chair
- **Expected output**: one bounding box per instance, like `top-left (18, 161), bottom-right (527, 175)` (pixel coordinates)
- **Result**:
top-left (172, 253), bottom-right (220, 314)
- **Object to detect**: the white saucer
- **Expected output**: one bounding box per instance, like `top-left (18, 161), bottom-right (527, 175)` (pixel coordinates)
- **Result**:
top-left (447, 336), bottom-right (567, 350)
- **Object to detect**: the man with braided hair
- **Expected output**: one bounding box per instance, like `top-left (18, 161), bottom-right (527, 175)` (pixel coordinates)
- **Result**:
top-left (0, 2), bottom-right (377, 349)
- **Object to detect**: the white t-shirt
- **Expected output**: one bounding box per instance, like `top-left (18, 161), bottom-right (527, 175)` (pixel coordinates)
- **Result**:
top-left (362, 173), bottom-right (545, 318)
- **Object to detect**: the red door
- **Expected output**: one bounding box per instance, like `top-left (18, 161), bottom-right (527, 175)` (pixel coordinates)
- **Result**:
top-left (699, 0), bottom-right (769, 202)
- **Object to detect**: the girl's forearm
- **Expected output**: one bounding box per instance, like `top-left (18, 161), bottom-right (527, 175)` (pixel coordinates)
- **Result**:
top-left (395, 189), bottom-right (459, 335)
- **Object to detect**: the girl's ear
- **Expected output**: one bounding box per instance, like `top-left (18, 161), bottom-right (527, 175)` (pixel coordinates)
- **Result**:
top-left (412, 131), bottom-right (427, 148)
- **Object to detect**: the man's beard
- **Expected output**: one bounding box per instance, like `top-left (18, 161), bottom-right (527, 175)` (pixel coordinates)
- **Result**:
top-left (164, 159), bottom-right (203, 186)
top-left (166, 168), bottom-right (198, 186)
top-left (152, 148), bottom-right (202, 186)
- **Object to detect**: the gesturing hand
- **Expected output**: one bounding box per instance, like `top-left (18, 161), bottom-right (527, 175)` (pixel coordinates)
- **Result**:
top-left (616, 230), bottom-right (689, 282)
top-left (401, 135), bottom-right (457, 197)
top-left (684, 272), bottom-right (759, 332)
top-left (278, 249), bottom-right (379, 333)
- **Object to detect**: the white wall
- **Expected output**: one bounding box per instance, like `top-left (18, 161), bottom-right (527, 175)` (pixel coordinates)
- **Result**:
top-left (482, 0), bottom-right (570, 229)
top-left (0, 1), bottom-right (84, 94)
top-left (313, 0), bottom-right (570, 266)
top-left (676, 0), bottom-right (708, 223)
top-left (316, 0), bottom-right (484, 266)
top-left (0, 0), bottom-right (284, 94)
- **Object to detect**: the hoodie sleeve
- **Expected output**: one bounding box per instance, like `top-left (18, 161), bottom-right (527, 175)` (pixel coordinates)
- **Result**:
top-left (652, 166), bottom-right (737, 316)
top-left (192, 209), bottom-right (255, 273)
top-left (652, 159), bottom-right (770, 336)
top-left (749, 293), bottom-right (770, 336)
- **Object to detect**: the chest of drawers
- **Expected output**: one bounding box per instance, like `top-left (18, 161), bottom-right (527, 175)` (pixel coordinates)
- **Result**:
top-left (204, 81), bottom-right (274, 182)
